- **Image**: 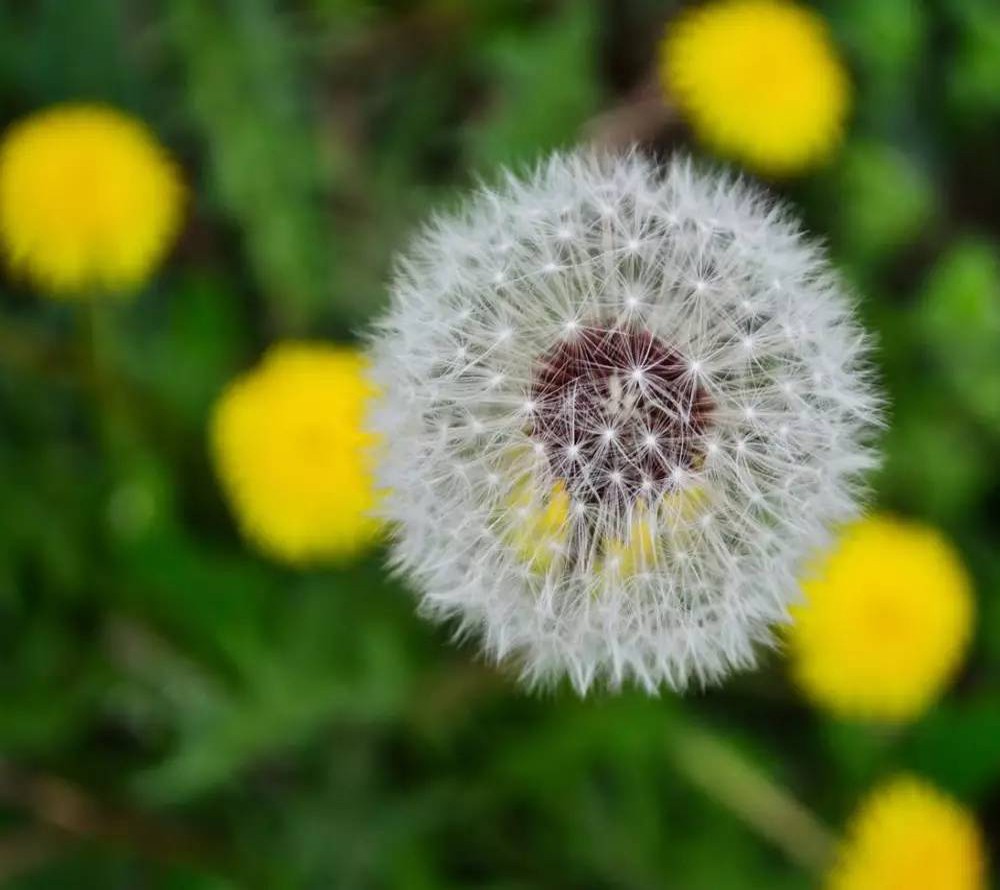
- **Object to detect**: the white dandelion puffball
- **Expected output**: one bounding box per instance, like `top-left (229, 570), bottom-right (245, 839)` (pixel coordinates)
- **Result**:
top-left (369, 151), bottom-right (880, 694)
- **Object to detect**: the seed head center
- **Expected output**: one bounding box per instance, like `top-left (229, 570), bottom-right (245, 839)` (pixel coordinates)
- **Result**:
top-left (530, 325), bottom-right (712, 503)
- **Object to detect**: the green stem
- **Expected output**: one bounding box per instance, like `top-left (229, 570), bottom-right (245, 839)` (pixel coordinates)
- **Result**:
top-left (80, 299), bottom-right (125, 451)
top-left (667, 719), bottom-right (838, 872)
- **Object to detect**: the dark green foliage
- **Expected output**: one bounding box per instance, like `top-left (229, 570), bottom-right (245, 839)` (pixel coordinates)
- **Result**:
top-left (1, 1), bottom-right (998, 887)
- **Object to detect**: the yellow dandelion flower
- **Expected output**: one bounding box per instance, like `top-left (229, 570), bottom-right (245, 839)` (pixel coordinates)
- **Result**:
top-left (788, 514), bottom-right (974, 722)
top-left (0, 104), bottom-right (183, 296)
top-left (828, 776), bottom-right (986, 890)
top-left (210, 343), bottom-right (381, 565)
top-left (660, 0), bottom-right (850, 175)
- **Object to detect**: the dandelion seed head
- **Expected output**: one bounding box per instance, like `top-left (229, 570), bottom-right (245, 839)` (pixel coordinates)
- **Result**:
top-left (369, 151), bottom-right (880, 693)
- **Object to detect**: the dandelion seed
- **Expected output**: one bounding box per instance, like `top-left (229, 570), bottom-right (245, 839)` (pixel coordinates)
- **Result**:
top-left (369, 151), bottom-right (880, 693)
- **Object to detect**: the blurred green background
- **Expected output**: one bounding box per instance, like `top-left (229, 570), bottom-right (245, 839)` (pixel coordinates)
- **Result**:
top-left (1, 0), bottom-right (999, 886)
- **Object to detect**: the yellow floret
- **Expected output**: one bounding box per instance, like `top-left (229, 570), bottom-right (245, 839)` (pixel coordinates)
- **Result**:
top-left (0, 104), bottom-right (183, 296)
top-left (604, 506), bottom-right (660, 578)
top-left (788, 515), bottom-right (974, 722)
top-left (506, 478), bottom-right (571, 571)
top-left (828, 776), bottom-right (985, 890)
top-left (660, 0), bottom-right (849, 175)
top-left (601, 484), bottom-right (706, 578)
top-left (210, 343), bottom-right (381, 565)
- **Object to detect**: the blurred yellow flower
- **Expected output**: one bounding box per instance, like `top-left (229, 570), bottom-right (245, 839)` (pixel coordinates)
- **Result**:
top-left (604, 506), bottom-right (659, 578)
top-left (659, 0), bottom-right (849, 175)
top-left (211, 343), bottom-right (381, 565)
top-left (788, 515), bottom-right (973, 722)
top-left (506, 478), bottom-right (571, 572)
top-left (0, 104), bottom-right (183, 296)
top-left (828, 776), bottom-right (985, 890)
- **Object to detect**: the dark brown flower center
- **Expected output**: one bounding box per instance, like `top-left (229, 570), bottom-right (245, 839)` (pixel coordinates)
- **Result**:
top-left (530, 325), bottom-right (713, 504)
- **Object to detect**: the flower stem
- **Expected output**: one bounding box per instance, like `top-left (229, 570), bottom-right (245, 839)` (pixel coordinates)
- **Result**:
top-left (80, 299), bottom-right (126, 451)
top-left (666, 718), bottom-right (837, 872)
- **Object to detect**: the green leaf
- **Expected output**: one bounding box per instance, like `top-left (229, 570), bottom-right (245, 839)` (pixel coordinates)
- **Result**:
top-left (916, 238), bottom-right (1000, 432)
top-left (827, 0), bottom-right (928, 122)
top-left (122, 274), bottom-right (250, 431)
top-left (876, 384), bottom-right (993, 523)
top-left (164, 0), bottom-right (341, 332)
top-left (945, 0), bottom-right (1000, 123)
top-left (827, 141), bottom-right (936, 266)
top-left (132, 562), bottom-right (422, 803)
top-left (903, 697), bottom-right (1000, 802)
top-left (466, 1), bottom-right (602, 169)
